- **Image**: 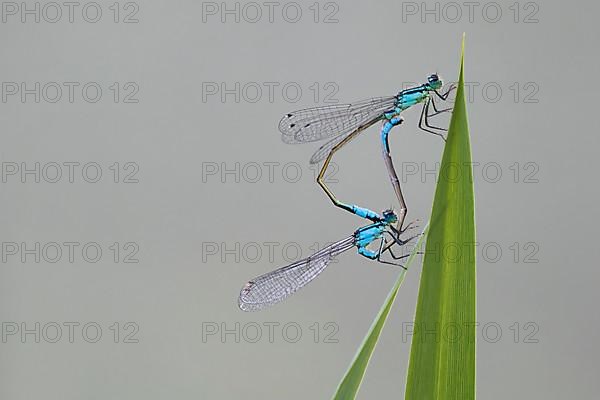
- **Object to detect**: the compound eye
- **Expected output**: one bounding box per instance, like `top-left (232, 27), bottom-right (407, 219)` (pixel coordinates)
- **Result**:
top-left (428, 74), bottom-right (439, 82)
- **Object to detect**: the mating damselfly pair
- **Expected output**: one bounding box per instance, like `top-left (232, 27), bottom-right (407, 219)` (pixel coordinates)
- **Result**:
top-left (238, 74), bottom-right (455, 311)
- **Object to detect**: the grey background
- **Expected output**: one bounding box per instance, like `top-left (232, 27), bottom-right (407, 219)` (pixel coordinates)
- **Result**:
top-left (1, 1), bottom-right (598, 399)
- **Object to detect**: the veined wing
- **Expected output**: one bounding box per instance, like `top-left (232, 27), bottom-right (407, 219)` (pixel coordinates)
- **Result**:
top-left (308, 117), bottom-right (383, 165)
top-left (279, 96), bottom-right (396, 144)
top-left (238, 236), bottom-right (355, 311)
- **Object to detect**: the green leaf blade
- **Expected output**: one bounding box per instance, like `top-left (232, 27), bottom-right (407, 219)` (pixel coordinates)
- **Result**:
top-left (405, 36), bottom-right (476, 400)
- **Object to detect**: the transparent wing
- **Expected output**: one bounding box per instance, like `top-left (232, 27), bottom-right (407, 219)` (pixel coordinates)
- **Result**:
top-left (238, 236), bottom-right (355, 311)
top-left (308, 117), bottom-right (382, 164)
top-left (279, 96), bottom-right (397, 144)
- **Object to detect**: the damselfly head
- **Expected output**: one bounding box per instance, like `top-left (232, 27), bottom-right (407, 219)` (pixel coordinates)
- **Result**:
top-left (382, 209), bottom-right (398, 224)
top-left (427, 74), bottom-right (443, 90)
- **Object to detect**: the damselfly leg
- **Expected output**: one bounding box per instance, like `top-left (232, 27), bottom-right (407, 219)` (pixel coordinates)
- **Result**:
top-left (419, 99), bottom-right (447, 141)
top-left (376, 230), bottom-right (420, 269)
top-left (435, 84), bottom-right (456, 101)
top-left (418, 84), bottom-right (456, 141)
top-left (382, 218), bottom-right (420, 253)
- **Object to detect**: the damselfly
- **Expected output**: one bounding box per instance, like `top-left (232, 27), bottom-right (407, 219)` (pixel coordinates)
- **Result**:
top-left (279, 74), bottom-right (455, 233)
top-left (238, 207), bottom-right (417, 311)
